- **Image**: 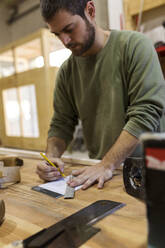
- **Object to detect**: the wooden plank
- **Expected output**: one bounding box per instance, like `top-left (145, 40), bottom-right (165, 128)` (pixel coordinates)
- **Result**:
top-left (123, 0), bottom-right (165, 30)
top-left (129, 0), bottom-right (165, 16)
top-left (0, 147), bottom-right (41, 159)
top-left (123, 0), bottom-right (136, 30)
top-left (0, 147), bottom-right (100, 165)
top-left (62, 156), bottom-right (100, 166)
top-left (0, 158), bottom-right (147, 247)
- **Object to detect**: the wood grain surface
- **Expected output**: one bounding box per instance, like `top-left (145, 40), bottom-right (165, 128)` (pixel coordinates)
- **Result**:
top-left (0, 158), bottom-right (147, 248)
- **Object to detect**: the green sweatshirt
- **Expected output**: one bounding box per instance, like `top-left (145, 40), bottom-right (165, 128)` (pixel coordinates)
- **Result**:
top-left (48, 30), bottom-right (165, 159)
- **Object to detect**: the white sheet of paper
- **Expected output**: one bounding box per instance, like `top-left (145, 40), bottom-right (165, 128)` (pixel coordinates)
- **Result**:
top-left (39, 176), bottom-right (82, 195)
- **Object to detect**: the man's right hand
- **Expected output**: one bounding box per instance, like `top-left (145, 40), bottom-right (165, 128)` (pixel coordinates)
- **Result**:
top-left (36, 157), bottom-right (65, 181)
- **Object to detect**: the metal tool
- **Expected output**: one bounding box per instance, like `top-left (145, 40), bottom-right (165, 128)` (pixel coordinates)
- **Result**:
top-left (22, 200), bottom-right (125, 248)
top-left (5, 200), bottom-right (125, 247)
top-left (64, 175), bottom-right (75, 199)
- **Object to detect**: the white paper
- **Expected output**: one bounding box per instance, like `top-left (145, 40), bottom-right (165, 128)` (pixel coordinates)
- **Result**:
top-left (39, 176), bottom-right (82, 195)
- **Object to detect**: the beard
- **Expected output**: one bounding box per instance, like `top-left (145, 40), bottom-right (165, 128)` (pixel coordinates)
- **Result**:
top-left (67, 18), bottom-right (95, 56)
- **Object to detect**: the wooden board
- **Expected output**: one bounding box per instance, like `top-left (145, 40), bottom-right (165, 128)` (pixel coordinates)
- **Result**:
top-left (123, 0), bottom-right (165, 30)
top-left (0, 158), bottom-right (147, 247)
top-left (0, 147), bottom-right (101, 166)
top-left (129, 0), bottom-right (165, 16)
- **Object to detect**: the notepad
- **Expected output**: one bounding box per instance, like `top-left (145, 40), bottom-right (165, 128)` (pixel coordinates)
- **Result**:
top-left (32, 176), bottom-right (81, 198)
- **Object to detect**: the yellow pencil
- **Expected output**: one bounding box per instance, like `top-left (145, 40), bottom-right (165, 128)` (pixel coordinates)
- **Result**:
top-left (40, 152), bottom-right (66, 178)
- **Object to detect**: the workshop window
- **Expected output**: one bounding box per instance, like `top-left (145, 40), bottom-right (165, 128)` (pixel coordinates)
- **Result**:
top-left (19, 85), bottom-right (39, 137)
top-left (0, 50), bottom-right (15, 78)
top-left (49, 49), bottom-right (71, 67)
top-left (2, 85), bottom-right (39, 138)
top-left (2, 88), bottom-right (21, 136)
top-left (15, 39), bottom-right (44, 73)
top-left (48, 35), bottom-right (71, 67)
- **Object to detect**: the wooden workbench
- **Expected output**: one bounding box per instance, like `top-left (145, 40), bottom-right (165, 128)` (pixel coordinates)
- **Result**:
top-left (0, 158), bottom-right (147, 248)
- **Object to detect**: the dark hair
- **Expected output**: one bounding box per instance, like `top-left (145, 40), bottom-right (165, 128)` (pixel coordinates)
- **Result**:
top-left (40, 0), bottom-right (91, 21)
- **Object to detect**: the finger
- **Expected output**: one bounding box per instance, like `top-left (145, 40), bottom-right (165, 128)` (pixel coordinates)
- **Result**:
top-left (82, 178), bottom-right (96, 190)
top-left (51, 157), bottom-right (64, 166)
top-left (97, 176), bottom-right (105, 189)
top-left (51, 158), bottom-right (65, 172)
top-left (43, 176), bottom-right (59, 181)
top-left (68, 174), bottom-right (87, 187)
top-left (67, 176), bottom-right (73, 184)
top-left (46, 171), bottom-right (61, 178)
top-left (37, 173), bottom-right (59, 181)
top-left (67, 169), bottom-right (85, 185)
top-left (37, 163), bottom-right (57, 172)
top-left (58, 165), bottom-right (64, 173)
top-left (72, 168), bottom-right (85, 176)
top-left (36, 169), bottom-right (61, 181)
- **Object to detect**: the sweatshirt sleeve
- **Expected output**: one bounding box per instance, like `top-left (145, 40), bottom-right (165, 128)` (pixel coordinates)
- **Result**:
top-left (123, 32), bottom-right (165, 138)
top-left (48, 66), bottom-right (78, 146)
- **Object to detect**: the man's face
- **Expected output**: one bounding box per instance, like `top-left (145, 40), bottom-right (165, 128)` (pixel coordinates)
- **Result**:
top-left (47, 10), bottom-right (95, 56)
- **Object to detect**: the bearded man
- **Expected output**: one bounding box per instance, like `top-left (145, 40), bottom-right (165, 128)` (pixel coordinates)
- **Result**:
top-left (37, 0), bottom-right (165, 190)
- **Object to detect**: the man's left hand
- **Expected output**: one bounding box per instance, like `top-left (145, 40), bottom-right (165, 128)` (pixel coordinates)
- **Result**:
top-left (67, 164), bottom-right (113, 190)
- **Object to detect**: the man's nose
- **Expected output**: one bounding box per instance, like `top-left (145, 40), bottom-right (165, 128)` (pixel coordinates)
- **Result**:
top-left (59, 33), bottom-right (71, 46)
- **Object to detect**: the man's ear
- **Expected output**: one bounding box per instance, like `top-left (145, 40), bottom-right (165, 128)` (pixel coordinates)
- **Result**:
top-left (85, 1), bottom-right (95, 20)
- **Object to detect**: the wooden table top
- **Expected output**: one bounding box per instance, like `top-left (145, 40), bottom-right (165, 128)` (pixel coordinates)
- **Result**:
top-left (0, 158), bottom-right (147, 248)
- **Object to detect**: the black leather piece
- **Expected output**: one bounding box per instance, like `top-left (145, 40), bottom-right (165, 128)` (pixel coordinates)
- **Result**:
top-left (123, 157), bottom-right (145, 200)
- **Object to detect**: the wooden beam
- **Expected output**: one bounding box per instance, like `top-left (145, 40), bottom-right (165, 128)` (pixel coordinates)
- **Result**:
top-left (130, 0), bottom-right (165, 16)
top-left (0, 147), bottom-right (101, 165)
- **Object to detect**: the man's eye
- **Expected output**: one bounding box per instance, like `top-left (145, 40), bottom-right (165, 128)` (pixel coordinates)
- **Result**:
top-left (66, 29), bottom-right (73, 33)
